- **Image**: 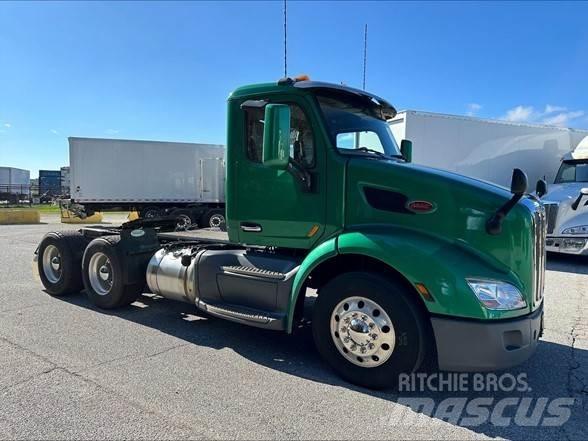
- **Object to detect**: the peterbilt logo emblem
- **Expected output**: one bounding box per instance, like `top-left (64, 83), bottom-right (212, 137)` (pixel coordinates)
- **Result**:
top-left (406, 200), bottom-right (436, 213)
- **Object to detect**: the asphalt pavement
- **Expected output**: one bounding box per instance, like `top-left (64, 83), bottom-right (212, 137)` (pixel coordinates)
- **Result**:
top-left (0, 214), bottom-right (586, 440)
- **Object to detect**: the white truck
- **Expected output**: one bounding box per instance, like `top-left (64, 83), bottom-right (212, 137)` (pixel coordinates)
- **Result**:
top-left (390, 110), bottom-right (588, 188)
top-left (536, 136), bottom-right (588, 255)
top-left (68, 137), bottom-right (226, 228)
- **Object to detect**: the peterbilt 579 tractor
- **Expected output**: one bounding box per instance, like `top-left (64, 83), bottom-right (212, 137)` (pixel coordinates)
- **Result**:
top-left (34, 77), bottom-right (546, 389)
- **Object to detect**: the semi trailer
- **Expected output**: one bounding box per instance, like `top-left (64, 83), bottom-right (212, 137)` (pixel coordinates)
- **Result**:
top-left (390, 110), bottom-right (588, 188)
top-left (34, 78), bottom-right (546, 389)
top-left (67, 137), bottom-right (226, 229)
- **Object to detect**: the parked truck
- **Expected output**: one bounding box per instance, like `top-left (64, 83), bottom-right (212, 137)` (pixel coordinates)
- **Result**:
top-left (34, 78), bottom-right (545, 389)
top-left (67, 137), bottom-right (226, 229)
top-left (536, 135), bottom-right (588, 255)
top-left (390, 110), bottom-right (588, 188)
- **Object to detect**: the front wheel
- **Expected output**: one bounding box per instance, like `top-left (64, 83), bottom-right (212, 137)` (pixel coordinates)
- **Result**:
top-left (312, 272), bottom-right (429, 389)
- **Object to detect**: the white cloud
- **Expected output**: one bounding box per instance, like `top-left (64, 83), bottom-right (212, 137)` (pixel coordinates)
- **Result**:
top-left (50, 129), bottom-right (59, 135)
top-left (466, 103), bottom-right (482, 116)
top-left (501, 105), bottom-right (535, 122)
top-left (3, 123), bottom-right (10, 128)
top-left (105, 129), bottom-right (120, 135)
top-left (544, 104), bottom-right (567, 114)
top-left (500, 104), bottom-right (585, 127)
top-left (541, 110), bottom-right (585, 127)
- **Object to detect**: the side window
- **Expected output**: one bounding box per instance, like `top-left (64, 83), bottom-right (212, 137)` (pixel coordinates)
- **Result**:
top-left (244, 103), bottom-right (315, 168)
top-left (290, 105), bottom-right (315, 168)
top-left (244, 107), bottom-right (265, 163)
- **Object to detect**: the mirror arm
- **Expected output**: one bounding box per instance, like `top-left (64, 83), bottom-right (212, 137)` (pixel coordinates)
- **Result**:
top-left (486, 194), bottom-right (523, 235)
top-left (571, 193), bottom-right (585, 211)
top-left (287, 158), bottom-right (312, 192)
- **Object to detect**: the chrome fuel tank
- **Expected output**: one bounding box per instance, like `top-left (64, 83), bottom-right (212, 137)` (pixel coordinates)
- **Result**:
top-left (146, 247), bottom-right (198, 303)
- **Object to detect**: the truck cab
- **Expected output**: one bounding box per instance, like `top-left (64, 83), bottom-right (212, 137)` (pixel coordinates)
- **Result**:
top-left (541, 139), bottom-right (588, 254)
top-left (35, 77), bottom-right (546, 389)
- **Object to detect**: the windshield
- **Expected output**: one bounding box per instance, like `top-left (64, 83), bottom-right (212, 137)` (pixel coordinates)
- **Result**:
top-left (316, 94), bottom-right (401, 158)
top-left (555, 160), bottom-right (588, 183)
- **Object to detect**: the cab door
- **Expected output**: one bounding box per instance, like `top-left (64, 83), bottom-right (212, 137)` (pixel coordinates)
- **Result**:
top-left (234, 96), bottom-right (326, 249)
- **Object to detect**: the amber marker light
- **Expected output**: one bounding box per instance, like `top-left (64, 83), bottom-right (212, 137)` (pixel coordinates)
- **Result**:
top-left (415, 283), bottom-right (435, 302)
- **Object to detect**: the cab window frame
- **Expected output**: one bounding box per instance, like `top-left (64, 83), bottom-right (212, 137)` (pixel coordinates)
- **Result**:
top-left (242, 98), bottom-right (317, 169)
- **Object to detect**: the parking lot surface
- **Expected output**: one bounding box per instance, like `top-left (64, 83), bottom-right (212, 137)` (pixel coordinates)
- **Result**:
top-left (0, 214), bottom-right (587, 440)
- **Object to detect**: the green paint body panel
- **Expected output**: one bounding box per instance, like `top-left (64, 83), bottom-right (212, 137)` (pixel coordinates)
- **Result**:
top-left (226, 80), bottom-right (542, 334)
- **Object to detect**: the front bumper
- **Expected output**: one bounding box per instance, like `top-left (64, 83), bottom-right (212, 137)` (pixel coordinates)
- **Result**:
top-left (546, 236), bottom-right (588, 255)
top-left (431, 304), bottom-right (543, 372)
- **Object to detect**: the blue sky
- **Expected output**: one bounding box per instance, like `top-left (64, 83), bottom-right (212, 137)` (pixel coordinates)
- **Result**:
top-left (1, 1), bottom-right (588, 177)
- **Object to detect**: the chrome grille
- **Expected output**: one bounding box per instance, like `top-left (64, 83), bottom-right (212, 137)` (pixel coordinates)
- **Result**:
top-left (533, 206), bottom-right (546, 305)
top-left (543, 202), bottom-right (559, 234)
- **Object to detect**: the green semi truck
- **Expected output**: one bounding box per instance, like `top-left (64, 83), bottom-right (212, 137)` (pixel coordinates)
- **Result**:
top-left (34, 77), bottom-right (546, 389)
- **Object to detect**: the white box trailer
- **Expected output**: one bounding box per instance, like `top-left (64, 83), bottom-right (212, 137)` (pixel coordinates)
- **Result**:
top-left (69, 137), bottom-right (226, 228)
top-left (0, 166), bottom-right (30, 196)
top-left (390, 111), bottom-right (588, 188)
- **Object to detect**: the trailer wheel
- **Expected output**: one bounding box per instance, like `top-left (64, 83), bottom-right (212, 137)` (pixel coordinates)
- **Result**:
top-left (312, 272), bottom-right (428, 389)
top-left (201, 208), bottom-right (226, 229)
top-left (37, 231), bottom-right (88, 296)
top-left (171, 209), bottom-right (193, 230)
top-left (141, 206), bottom-right (161, 219)
top-left (82, 236), bottom-right (143, 309)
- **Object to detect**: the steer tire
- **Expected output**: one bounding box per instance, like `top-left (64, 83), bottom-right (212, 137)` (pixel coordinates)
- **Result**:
top-left (82, 236), bottom-right (143, 309)
top-left (37, 230), bottom-right (89, 296)
top-left (312, 272), bottom-right (428, 390)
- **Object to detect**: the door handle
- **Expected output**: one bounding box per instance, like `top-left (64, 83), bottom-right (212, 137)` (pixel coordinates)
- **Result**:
top-left (240, 222), bottom-right (262, 232)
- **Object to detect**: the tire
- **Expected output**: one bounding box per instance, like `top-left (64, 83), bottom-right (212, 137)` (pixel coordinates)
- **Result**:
top-left (82, 235), bottom-right (143, 309)
top-left (37, 230), bottom-right (89, 296)
top-left (141, 206), bottom-right (161, 219)
top-left (312, 272), bottom-right (429, 390)
top-left (200, 208), bottom-right (226, 229)
top-left (170, 209), bottom-right (194, 230)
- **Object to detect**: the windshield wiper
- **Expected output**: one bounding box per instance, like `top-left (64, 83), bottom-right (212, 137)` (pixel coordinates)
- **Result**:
top-left (355, 147), bottom-right (404, 160)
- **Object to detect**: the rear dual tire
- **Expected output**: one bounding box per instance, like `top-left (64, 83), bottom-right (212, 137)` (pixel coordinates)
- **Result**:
top-left (37, 230), bottom-right (89, 296)
top-left (82, 236), bottom-right (143, 309)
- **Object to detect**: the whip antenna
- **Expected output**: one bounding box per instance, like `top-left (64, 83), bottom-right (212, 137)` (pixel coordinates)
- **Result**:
top-left (284, 0), bottom-right (288, 77)
top-left (362, 23), bottom-right (368, 90)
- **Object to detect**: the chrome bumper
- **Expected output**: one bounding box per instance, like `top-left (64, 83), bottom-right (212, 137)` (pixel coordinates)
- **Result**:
top-left (546, 236), bottom-right (588, 255)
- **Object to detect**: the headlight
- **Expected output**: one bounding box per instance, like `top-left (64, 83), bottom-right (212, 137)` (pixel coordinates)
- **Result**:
top-left (466, 279), bottom-right (527, 310)
top-left (562, 225), bottom-right (588, 235)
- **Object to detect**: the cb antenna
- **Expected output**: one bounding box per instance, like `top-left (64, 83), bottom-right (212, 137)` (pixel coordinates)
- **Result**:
top-left (362, 23), bottom-right (368, 90)
top-left (283, 0), bottom-right (288, 77)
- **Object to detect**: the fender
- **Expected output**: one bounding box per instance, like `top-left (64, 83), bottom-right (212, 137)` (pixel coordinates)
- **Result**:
top-left (287, 226), bottom-right (529, 332)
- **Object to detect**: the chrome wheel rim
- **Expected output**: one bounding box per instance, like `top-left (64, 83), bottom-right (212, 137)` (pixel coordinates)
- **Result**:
top-left (175, 214), bottom-right (192, 230)
top-left (330, 296), bottom-right (396, 368)
top-left (88, 252), bottom-right (113, 296)
top-left (42, 245), bottom-right (62, 284)
top-left (209, 214), bottom-right (225, 228)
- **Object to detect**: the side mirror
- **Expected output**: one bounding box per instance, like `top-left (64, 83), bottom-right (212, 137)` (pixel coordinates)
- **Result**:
top-left (571, 188), bottom-right (588, 210)
top-left (510, 168), bottom-right (528, 195)
top-left (400, 139), bottom-right (412, 163)
top-left (486, 168), bottom-right (528, 235)
top-left (536, 179), bottom-right (547, 198)
top-left (262, 104), bottom-right (291, 170)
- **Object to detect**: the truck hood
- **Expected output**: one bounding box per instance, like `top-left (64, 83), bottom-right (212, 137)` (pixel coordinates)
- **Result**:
top-left (345, 157), bottom-right (538, 276)
top-left (542, 182), bottom-right (588, 204)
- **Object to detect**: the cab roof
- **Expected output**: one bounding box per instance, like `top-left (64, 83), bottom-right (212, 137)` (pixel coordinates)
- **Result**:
top-left (229, 78), bottom-right (397, 119)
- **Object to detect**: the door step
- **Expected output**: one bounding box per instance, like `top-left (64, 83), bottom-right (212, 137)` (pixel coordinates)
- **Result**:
top-left (198, 300), bottom-right (287, 331)
top-left (221, 265), bottom-right (286, 280)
